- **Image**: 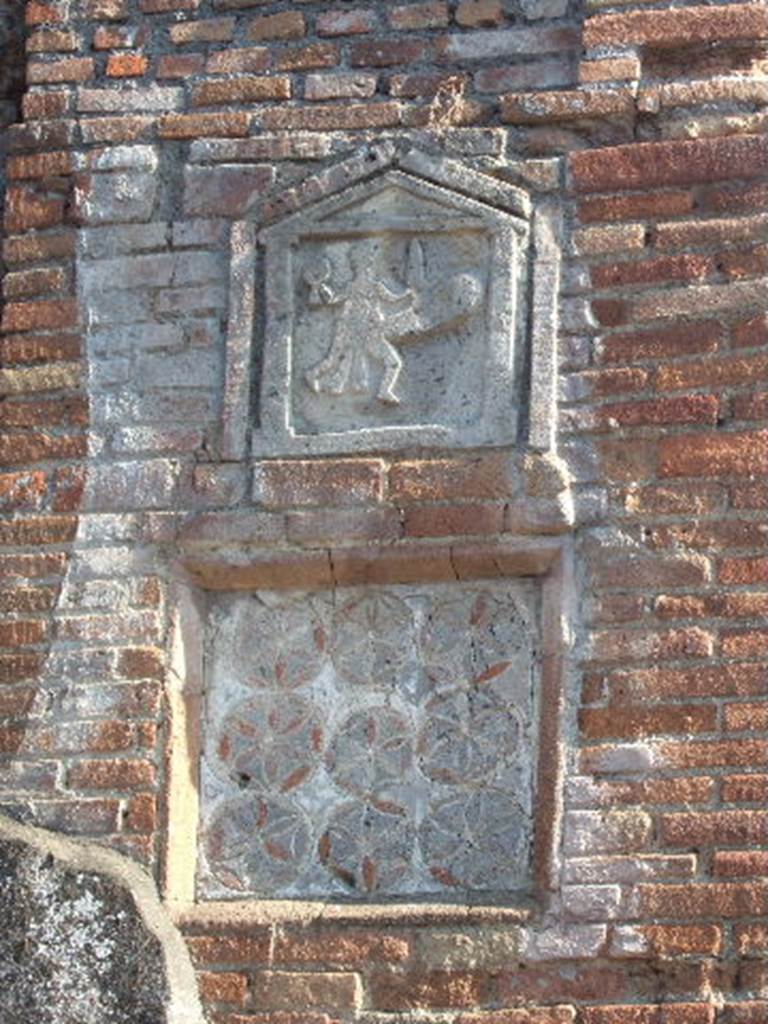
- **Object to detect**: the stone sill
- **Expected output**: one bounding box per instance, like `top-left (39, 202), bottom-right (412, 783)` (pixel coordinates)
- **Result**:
top-left (170, 897), bottom-right (534, 930)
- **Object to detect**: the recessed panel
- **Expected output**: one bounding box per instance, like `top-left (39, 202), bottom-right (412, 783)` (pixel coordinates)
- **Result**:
top-left (197, 581), bottom-right (540, 901)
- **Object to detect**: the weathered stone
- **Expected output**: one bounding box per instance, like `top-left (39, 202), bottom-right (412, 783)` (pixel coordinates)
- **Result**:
top-left (0, 816), bottom-right (203, 1024)
top-left (199, 580), bottom-right (540, 900)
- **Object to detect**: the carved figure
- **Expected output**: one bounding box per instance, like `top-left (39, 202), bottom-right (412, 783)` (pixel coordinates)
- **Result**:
top-left (303, 237), bottom-right (482, 405)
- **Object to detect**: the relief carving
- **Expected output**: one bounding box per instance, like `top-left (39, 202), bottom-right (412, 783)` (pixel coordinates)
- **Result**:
top-left (302, 237), bottom-right (483, 405)
top-left (199, 582), bottom-right (539, 900)
top-left (242, 162), bottom-right (534, 455)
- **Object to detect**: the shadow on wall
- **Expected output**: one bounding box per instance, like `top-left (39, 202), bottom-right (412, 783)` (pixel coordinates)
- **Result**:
top-left (0, 0), bottom-right (26, 221)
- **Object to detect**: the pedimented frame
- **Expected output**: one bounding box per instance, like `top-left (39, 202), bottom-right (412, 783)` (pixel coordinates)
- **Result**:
top-left (220, 147), bottom-right (561, 460)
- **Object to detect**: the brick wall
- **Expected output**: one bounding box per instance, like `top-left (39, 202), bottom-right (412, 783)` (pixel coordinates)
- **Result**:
top-left (1, 1), bottom-right (767, 1023)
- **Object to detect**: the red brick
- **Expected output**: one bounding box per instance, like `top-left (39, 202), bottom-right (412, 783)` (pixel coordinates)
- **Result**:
top-left (0, 653), bottom-right (44, 684)
top-left (719, 557), bottom-right (768, 585)
top-left (579, 191), bottom-right (694, 224)
top-left (455, 0), bottom-right (504, 28)
top-left (0, 434), bottom-right (86, 466)
top-left (272, 931), bottom-right (410, 966)
top-left (187, 934), bottom-right (271, 966)
top-left (350, 38), bottom-right (427, 67)
top-left (27, 57), bottom-right (93, 82)
top-left (0, 619), bottom-right (48, 648)
top-left (0, 470), bottom-right (48, 511)
top-left (659, 431), bottom-right (768, 478)
top-left (403, 502), bottom-right (505, 538)
top-left (369, 971), bottom-right (489, 1010)
top-left (116, 647), bottom-right (164, 680)
top-left (637, 882), bottom-right (768, 919)
top-left (286, 508), bottom-right (400, 547)
top-left (205, 47), bottom-right (269, 73)
top-left (122, 793), bottom-right (156, 832)
top-left (3, 230), bottom-right (75, 265)
top-left (170, 16), bottom-right (234, 43)
top-left (106, 53), bottom-right (148, 77)
top-left (655, 593), bottom-right (768, 621)
top-left (641, 925), bottom-right (722, 957)
top-left (660, 810), bottom-right (768, 847)
top-left (389, 2), bottom-right (448, 30)
top-left (591, 254), bottom-right (713, 290)
top-left (721, 629), bottom-right (768, 658)
top-left (721, 774), bottom-right (768, 803)
top-left (1, 298), bottom-right (77, 333)
top-left (0, 552), bottom-right (67, 581)
top-left (719, 1004), bottom-right (768, 1024)
top-left (4, 188), bottom-right (65, 232)
top-left (657, 353), bottom-right (768, 391)
top-left (502, 88), bottom-right (634, 125)
top-left (250, 972), bottom-right (360, 1011)
top-left (580, 1007), bottom-right (714, 1024)
top-left (580, 705), bottom-right (717, 741)
top-left (157, 53), bottom-right (205, 78)
top-left (318, 8), bottom-right (377, 35)
top-left (608, 664), bottom-right (767, 702)
top-left (389, 453), bottom-right (514, 501)
top-left (248, 11), bottom-right (305, 41)
top-left (458, 1011), bottom-right (575, 1024)
top-left (253, 459), bottom-right (383, 508)
top-left (6, 151), bottom-right (73, 181)
top-left (0, 515), bottom-right (76, 546)
top-left (192, 78), bottom-right (290, 106)
top-left (735, 924), bottom-right (768, 954)
top-left (22, 90), bottom-right (69, 120)
top-left (3, 267), bottom-right (68, 299)
top-left (658, 740), bottom-right (768, 769)
top-left (713, 851), bottom-right (768, 877)
top-left (594, 395), bottom-right (719, 430)
top-left (199, 972), bottom-right (249, 1007)
top-left (390, 71), bottom-right (469, 98)
top-left (0, 585), bottom-right (56, 614)
top-left (597, 323), bottom-right (722, 365)
top-left (159, 112), bottom-right (250, 138)
top-left (584, 4), bottom-right (768, 49)
top-left (69, 759), bottom-right (156, 791)
top-left (571, 136), bottom-right (768, 193)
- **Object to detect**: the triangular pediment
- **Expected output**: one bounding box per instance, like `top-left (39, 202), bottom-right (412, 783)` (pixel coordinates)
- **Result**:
top-left (259, 149), bottom-right (530, 245)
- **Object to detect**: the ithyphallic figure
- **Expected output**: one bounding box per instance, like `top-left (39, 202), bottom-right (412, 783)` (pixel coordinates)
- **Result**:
top-left (303, 235), bottom-right (479, 403)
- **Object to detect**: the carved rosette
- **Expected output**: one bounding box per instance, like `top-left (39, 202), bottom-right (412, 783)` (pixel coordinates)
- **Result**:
top-left (200, 582), bottom-right (538, 900)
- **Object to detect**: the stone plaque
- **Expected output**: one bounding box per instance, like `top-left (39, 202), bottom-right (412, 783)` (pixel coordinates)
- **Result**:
top-left (197, 581), bottom-right (540, 901)
top-left (221, 154), bottom-right (539, 458)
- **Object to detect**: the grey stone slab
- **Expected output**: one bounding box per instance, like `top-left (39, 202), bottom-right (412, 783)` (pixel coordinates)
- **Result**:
top-left (253, 164), bottom-right (528, 455)
top-left (198, 580), bottom-right (540, 901)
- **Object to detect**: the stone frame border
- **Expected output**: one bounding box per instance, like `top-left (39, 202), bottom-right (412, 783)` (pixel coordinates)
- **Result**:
top-left (219, 148), bottom-right (562, 461)
top-left (161, 535), bottom-right (572, 925)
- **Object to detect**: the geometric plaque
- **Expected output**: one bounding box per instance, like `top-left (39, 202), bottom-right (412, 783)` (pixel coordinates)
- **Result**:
top-left (197, 580), bottom-right (540, 901)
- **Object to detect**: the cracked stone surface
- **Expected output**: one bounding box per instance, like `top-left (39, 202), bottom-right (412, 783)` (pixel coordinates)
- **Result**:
top-left (200, 580), bottom-right (539, 900)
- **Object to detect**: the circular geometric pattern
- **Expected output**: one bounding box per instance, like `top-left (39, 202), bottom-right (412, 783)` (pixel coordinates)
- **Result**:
top-left (421, 590), bottom-right (533, 690)
top-left (417, 686), bottom-right (522, 785)
top-left (215, 693), bottom-right (323, 793)
top-left (205, 794), bottom-right (312, 893)
top-left (331, 592), bottom-right (415, 688)
top-left (232, 596), bottom-right (327, 689)
top-left (318, 800), bottom-right (415, 894)
top-left (326, 706), bottom-right (413, 811)
top-left (419, 790), bottom-right (528, 890)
